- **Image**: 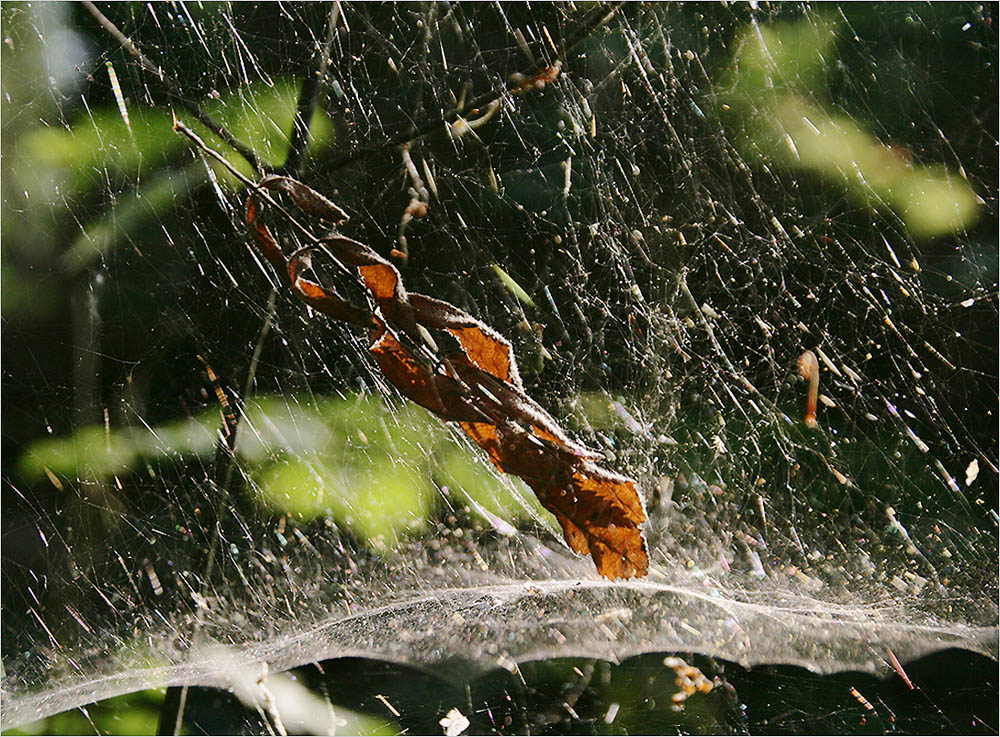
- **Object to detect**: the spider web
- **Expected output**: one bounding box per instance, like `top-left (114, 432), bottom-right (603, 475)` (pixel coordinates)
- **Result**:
top-left (2, 2), bottom-right (997, 732)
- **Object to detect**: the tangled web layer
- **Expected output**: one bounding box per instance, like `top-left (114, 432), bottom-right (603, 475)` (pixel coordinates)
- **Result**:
top-left (2, 2), bottom-right (996, 728)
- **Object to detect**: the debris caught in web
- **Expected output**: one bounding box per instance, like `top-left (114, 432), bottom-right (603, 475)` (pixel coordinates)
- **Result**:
top-left (245, 174), bottom-right (648, 579)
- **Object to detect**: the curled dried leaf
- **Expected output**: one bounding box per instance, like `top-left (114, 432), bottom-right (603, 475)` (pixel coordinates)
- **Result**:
top-left (245, 196), bottom-right (289, 281)
top-left (259, 175), bottom-right (349, 223)
top-left (245, 176), bottom-right (649, 579)
top-left (410, 293), bottom-right (522, 389)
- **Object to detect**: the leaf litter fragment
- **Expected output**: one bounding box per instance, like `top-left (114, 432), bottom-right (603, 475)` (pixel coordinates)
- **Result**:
top-left (246, 176), bottom-right (648, 579)
top-left (440, 707), bottom-right (470, 736)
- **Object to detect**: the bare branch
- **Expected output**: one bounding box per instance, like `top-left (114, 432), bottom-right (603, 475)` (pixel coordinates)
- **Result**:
top-left (315, 1), bottom-right (626, 175)
top-left (81, 0), bottom-right (264, 174)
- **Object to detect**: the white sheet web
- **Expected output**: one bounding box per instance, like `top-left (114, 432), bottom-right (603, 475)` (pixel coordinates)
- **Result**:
top-left (2, 2), bottom-right (996, 730)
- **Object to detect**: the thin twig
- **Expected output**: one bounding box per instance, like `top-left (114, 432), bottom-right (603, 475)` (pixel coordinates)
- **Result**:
top-left (316, 1), bottom-right (625, 174)
top-left (81, 0), bottom-right (264, 174)
top-left (282, 1), bottom-right (341, 176)
top-left (396, 144), bottom-right (430, 259)
top-left (184, 125), bottom-right (375, 319)
top-left (175, 120), bottom-right (445, 379)
top-left (176, 113), bottom-right (440, 371)
top-left (175, 119), bottom-right (371, 311)
top-left (173, 118), bottom-right (259, 188)
top-left (181, 121), bottom-right (481, 403)
top-left (157, 685), bottom-right (188, 736)
top-left (174, 119), bottom-right (332, 253)
top-left (200, 292), bottom-right (278, 596)
top-left (158, 292), bottom-right (278, 736)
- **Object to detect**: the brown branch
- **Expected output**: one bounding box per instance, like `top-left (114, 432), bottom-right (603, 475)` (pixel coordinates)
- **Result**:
top-left (174, 121), bottom-right (341, 265)
top-left (81, 0), bottom-right (264, 174)
top-left (315, 1), bottom-right (626, 175)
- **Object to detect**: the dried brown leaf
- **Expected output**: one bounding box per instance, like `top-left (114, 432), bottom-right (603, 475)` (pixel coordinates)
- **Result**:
top-left (245, 177), bottom-right (649, 579)
top-left (259, 175), bottom-right (349, 223)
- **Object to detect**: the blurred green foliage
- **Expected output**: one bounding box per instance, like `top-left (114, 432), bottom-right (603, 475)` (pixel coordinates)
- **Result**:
top-left (19, 394), bottom-right (555, 547)
top-left (203, 79), bottom-right (335, 179)
top-left (4, 76), bottom-right (334, 313)
top-left (18, 77), bottom-right (332, 194)
top-left (719, 16), bottom-right (981, 238)
top-left (4, 684), bottom-right (397, 736)
top-left (17, 387), bottom-right (654, 550)
top-left (4, 690), bottom-right (166, 737)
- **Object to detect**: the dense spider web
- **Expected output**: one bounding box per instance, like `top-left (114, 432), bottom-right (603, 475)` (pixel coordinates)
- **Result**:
top-left (1, 2), bottom-right (997, 732)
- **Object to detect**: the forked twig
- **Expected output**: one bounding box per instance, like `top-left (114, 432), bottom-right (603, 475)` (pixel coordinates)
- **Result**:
top-left (157, 282), bottom-right (279, 737)
top-left (176, 116), bottom-right (454, 384)
top-left (176, 117), bottom-right (405, 332)
top-left (81, 0), bottom-right (264, 174)
top-left (317, 1), bottom-right (626, 174)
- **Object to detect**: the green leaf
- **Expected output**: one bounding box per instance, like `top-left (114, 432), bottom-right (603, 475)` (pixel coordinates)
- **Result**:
top-left (491, 263), bottom-right (536, 308)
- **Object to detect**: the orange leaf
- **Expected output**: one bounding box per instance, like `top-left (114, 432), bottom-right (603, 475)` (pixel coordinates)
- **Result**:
top-left (245, 176), bottom-right (649, 579)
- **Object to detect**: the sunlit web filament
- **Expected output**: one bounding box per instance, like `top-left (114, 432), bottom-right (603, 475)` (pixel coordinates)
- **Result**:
top-left (106, 61), bottom-right (131, 133)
